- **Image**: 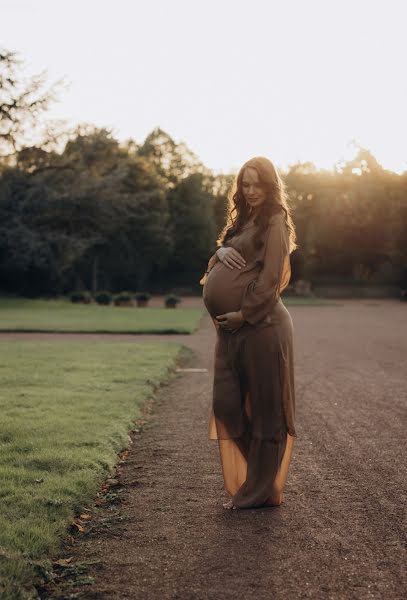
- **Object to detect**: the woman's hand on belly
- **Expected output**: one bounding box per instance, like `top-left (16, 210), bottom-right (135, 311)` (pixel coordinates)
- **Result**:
top-left (215, 310), bottom-right (245, 333)
top-left (216, 247), bottom-right (246, 270)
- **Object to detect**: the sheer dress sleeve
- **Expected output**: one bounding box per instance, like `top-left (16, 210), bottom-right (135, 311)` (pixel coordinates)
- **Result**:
top-left (241, 211), bottom-right (291, 325)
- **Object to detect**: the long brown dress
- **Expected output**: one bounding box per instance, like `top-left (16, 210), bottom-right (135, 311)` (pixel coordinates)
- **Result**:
top-left (200, 209), bottom-right (297, 509)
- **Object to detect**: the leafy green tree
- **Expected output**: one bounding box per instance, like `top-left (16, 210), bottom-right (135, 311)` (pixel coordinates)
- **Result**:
top-left (210, 173), bottom-right (234, 236)
top-left (164, 173), bottom-right (216, 283)
top-left (138, 127), bottom-right (210, 188)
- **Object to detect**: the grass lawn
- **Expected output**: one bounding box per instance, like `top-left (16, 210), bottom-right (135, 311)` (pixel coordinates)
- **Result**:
top-left (0, 340), bottom-right (182, 599)
top-left (0, 298), bottom-right (203, 334)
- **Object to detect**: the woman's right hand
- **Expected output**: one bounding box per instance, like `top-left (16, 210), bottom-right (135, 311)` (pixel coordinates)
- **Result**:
top-left (216, 247), bottom-right (246, 269)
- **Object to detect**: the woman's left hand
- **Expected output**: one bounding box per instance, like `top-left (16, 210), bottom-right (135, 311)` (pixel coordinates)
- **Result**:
top-left (215, 310), bottom-right (244, 333)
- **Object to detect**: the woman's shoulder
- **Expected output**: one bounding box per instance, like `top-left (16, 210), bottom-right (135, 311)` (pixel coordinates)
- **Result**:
top-left (267, 205), bottom-right (286, 226)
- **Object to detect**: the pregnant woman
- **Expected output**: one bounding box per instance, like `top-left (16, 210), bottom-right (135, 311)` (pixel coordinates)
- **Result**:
top-left (200, 156), bottom-right (298, 510)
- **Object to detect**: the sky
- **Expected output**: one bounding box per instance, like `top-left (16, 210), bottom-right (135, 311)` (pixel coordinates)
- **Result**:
top-left (2, 0), bottom-right (407, 174)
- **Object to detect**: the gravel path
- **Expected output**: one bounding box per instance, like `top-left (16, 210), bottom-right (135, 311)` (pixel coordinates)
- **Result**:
top-left (40, 300), bottom-right (406, 600)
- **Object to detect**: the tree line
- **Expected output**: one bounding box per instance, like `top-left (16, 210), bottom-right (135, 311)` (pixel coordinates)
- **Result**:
top-left (1, 50), bottom-right (406, 297)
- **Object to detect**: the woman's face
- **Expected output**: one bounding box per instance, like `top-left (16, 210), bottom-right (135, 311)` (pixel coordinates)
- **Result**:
top-left (242, 167), bottom-right (266, 212)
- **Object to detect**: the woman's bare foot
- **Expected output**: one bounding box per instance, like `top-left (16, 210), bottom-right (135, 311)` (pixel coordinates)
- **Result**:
top-left (222, 493), bottom-right (284, 510)
top-left (263, 492), bottom-right (284, 506)
top-left (222, 499), bottom-right (237, 509)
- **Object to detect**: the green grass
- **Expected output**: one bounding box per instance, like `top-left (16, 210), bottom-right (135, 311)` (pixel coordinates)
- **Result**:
top-left (0, 340), bottom-right (182, 599)
top-left (0, 297), bottom-right (203, 334)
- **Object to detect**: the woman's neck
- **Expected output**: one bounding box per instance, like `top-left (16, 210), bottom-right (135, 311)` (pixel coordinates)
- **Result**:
top-left (247, 207), bottom-right (261, 222)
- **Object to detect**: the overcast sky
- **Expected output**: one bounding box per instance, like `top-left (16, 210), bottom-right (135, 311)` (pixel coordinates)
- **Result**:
top-left (2, 0), bottom-right (407, 173)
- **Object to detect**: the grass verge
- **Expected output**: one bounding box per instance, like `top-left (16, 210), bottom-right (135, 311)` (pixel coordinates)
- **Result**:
top-left (0, 340), bottom-right (182, 600)
top-left (0, 298), bottom-right (203, 334)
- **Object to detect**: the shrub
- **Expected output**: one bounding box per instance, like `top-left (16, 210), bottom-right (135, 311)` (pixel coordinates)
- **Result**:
top-left (114, 291), bottom-right (134, 306)
top-left (135, 291), bottom-right (151, 301)
top-left (165, 294), bottom-right (181, 308)
top-left (70, 291), bottom-right (92, 304)
top-left (135, 291), bottom-right (151, 307)
top-left (94, 291), bottom-right (113, 305)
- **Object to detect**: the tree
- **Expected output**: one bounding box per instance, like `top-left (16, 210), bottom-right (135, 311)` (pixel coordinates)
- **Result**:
top-left (165, 173), bottom-right (216, 281)
top-left (211, 173), bottom-right (234, 236)
top-left (336, 144), bottom-right (385, 177)
top-left (0, 49), bottom-right (61, 157)
top-left (138, 127), bottom-right (210, 188)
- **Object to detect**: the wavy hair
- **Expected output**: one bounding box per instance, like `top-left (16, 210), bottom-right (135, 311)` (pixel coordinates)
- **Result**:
top-left (218, 156), bottom-right (297, 253)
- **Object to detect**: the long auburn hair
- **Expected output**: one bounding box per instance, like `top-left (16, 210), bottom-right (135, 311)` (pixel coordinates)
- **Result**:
top-left (218, 156), bottom-right (297, 253)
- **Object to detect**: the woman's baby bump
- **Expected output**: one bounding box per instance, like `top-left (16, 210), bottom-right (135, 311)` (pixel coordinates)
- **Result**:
top-left (203, 260), bottom-right (260, 318)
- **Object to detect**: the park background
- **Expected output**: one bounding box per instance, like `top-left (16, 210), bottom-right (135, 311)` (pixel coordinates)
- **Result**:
top-left (1, 0), bottom-right (407, 302)
top-left (1, 1), bottom-right (406, 599)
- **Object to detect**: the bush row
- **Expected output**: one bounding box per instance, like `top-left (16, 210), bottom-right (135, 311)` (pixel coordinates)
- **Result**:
top-left (70, 291), bottom-right (181, 308)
